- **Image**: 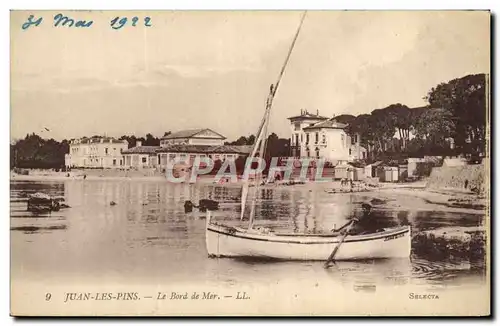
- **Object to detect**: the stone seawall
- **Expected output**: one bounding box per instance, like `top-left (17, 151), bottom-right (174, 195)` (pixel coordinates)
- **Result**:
top-left (426, 163), bottom-right (486, 194)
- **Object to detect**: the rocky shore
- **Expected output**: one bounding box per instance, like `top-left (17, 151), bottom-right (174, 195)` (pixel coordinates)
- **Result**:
top-left (411, 226), bottom-right (486, 260)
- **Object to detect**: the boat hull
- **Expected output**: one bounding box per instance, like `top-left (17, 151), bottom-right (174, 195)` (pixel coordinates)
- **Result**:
top-left (206, 222), bottom-right (411, 261)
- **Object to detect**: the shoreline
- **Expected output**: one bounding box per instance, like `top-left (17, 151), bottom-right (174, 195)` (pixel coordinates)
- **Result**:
top-left (11, 172), bottom-right (486, 213)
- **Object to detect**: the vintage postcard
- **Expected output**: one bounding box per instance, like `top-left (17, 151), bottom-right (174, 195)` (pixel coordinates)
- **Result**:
top-left (10, 10), bottom-right (490, 316)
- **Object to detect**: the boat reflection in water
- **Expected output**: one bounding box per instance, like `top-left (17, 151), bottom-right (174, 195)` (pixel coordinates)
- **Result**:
top-left (10, 180), bottom-right (486, 291)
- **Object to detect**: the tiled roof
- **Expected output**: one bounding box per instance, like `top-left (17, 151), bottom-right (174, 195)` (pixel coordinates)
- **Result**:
top-left (212, 145), bottom-right (252, 154)
top-left (156, 145), bottom-right (214, 153)
top-left (76, 137), bottom-right (127, 144)
top-left (303, 119), bottom-right (348, 130)
top-left (122, 146), bottom-right (160, 154)
top-left (161, 128), bottom-right (226, 140)
top-left (287, 113), bottom-right (329, 121)
top-left (156, 144), bottom-right (250, 154)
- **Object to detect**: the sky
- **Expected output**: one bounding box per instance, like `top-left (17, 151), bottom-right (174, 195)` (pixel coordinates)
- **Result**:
top-left (10, 10), bottom-right (490, 142)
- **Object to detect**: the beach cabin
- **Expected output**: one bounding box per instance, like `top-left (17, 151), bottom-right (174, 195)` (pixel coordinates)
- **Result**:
top-left (381, 166), bottom-right (399, 182)
top-left (353, 167), bottom-right (365, 181)
top-left (334, 163), bottom-right (350, 180)
top-left (365, 161), bottom-right (382, 178)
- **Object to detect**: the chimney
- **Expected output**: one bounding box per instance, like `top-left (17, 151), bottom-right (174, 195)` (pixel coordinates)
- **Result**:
top-left (316, 109), bottom-right (319, 116)
top-left (136, 140), bottom-right (142, 147)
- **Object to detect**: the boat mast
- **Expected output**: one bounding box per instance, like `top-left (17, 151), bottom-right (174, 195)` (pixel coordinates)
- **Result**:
top-left (244, 11), bottom-right (307, 229)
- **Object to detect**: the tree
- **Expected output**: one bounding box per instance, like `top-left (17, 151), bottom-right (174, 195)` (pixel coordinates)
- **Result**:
top-left (425, 73), bottom-right (487, 154)
top-left (12, 133), bottom-right (68, 169)
top-left (226, 134), bottom-right (256, 146)
top-left (369, 108), bottom-right (397, 154)
top-left (144, 133), bottom-right (160, 146)
top-left (119, 135), bottom-right (137, 148)
top-left (247, 134), bottom-right (256, 145)
top-left (410, 107), bottom-right (454, 156)
top-left (346, 114), bottom-right (375, 158)
top-left (382, 104), bottom-right (412, 151)
top-left (332, 114), bottom-right (356, 125)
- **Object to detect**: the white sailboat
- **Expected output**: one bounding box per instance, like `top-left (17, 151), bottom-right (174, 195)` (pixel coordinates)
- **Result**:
top-left (205, 12), bottom-right (411, 261)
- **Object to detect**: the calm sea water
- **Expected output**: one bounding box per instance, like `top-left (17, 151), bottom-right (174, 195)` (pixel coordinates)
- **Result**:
top-left (10, 180), bottom-right (486, 292)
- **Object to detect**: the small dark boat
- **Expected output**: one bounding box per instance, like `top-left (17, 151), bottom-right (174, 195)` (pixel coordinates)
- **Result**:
top-left (27, 193), bottom-right (67, 212)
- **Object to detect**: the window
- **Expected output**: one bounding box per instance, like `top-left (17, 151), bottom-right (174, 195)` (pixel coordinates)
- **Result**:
top-left (113, 159), bottom-right (116, 165)
top-left (295, 134), bottom-right (299, 145)
top-left (294, 122), bottom-right (301, 131)
top-left (349, 148), bottom-right (352, 156)
top-left (322, 134), bottom-right (326, 144)
top-left (105, 148), bottom-right (109, 155)
top-left (315, 132), bottom-right (319, 143)
top-left (315, 148), bottom-right (320, 159)
top-left (142, 157), bottom-right (147, 163)
top-left (306, 133), bottom-right (310, 144)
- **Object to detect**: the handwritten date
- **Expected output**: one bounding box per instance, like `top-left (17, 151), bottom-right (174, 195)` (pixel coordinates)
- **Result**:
top-left (111, 16), bottom-right (152, 29)
top-left (21, 14), bottom-right (152, 30)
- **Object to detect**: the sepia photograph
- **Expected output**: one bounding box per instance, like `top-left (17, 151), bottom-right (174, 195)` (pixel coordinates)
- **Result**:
top-left (9, 10), bottom-right (490, 316)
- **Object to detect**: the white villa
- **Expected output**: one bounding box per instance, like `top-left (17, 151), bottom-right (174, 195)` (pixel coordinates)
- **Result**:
top-left (288, 110), bottom-right (366, 162)
top-left (65, 137), bottom-right (128, 168)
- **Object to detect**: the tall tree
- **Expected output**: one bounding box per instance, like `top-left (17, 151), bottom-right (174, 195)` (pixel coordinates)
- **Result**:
top-left (346, 114), bottom-right (375, 158)
top-left (381, 103), bottom-right (412, 151)
top-left (264, 133), bottom-right (289, 158)
top-left (425, 73), bottom-right (487, 154)
top-left (332, 114), bottom-right (356, 125)
top-left (370, 108), bottom-right (397, 153)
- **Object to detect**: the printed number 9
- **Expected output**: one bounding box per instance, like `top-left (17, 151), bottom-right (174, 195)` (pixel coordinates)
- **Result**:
top-left (45, 293), bottom-right (52, 301)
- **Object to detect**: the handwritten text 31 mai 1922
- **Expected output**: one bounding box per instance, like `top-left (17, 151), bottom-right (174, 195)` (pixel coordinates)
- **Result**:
top-left (22, 13), bottom-right (152, 30)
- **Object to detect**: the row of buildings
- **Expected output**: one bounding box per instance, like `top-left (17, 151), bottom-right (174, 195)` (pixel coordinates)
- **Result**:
top-left (64, 110), bottom-right (366, 169)
top-left (64, 129), bottom-right (252, 170)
